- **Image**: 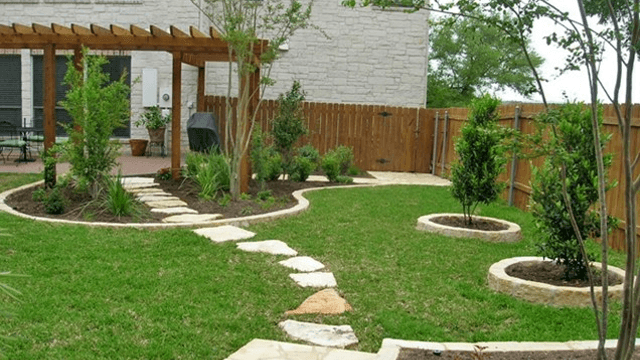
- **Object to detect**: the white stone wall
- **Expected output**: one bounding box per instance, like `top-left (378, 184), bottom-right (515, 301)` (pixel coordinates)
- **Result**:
top-left (0, 0), bottom-right (428, 152)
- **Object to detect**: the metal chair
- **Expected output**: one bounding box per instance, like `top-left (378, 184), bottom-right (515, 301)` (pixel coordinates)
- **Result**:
top-left (0, 121), bottom-right (27, 163)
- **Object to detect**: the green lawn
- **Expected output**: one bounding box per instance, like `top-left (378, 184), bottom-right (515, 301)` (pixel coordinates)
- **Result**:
top-left (0, 174), bottom-right (630, 359)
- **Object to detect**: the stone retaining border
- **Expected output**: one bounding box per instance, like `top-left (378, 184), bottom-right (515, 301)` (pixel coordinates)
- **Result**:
top-left (0, 180), bottom-right (379, 229)
top-left (416, 213), bottom-right (522, 242)
top-left (375, 338), bottom-right (639, 360)
top-left (488, 256), bottom-right (625, 307)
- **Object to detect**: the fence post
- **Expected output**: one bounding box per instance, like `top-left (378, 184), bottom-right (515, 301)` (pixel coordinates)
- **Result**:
top-left (431, 111), bottom-right (439, 174)
top-left (440, 111), bottom-right (449, 176)
top-left (508, 106), bottom-right (521, 207)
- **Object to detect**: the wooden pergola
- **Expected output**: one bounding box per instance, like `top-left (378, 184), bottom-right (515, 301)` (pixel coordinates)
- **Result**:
top-left (0, 23), bottom-right (263, 187)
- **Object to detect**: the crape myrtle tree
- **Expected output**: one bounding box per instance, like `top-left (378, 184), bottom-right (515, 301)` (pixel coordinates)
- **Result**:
top-left (345, 0), bottom-right (640, 359)
top-left (191, 0), bottom-right (314, 199)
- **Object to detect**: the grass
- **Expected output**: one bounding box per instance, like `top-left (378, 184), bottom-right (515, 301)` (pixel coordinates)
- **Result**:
top-left (0, 173), bottom-right (632, 359)
top-left (0, 173), bottom-right (42, 193)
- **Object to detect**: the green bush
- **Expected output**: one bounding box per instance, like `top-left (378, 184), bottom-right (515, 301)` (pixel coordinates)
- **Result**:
top-left (251, 126), bottom-right (282, 183)
top-left (334, 145), bottom-right (354, 175)
top-left (102, 174), bottom-right (139, 217)
top-left (297, 144), bottom-right (320, 168)
top-left (289, 155), bottom-right (316, 182)
top-left (348, 164), bottom-right (361, 176)
top-left (44, 187), bottom-right (66, 215)
top-left (257, 190), bottom-right (272, 201)
top-left (272, 81), bottom-right (308, 176)
top-left (530, 103), bottom-right (616, 280)
top-left (450, 94), bottom-right (507, 225)
top-left (321, 152), bottom-right (341, 182)
top-left (32, 188), bottom-right (46, 202)
top-left (336, 175), bottom-right (354, 184)
top-left (184, 150), bottom-right (230, 200)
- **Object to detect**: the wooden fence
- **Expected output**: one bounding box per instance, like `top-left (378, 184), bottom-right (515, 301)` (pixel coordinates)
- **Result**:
top-left (205, 95), bottom-right (640, 252)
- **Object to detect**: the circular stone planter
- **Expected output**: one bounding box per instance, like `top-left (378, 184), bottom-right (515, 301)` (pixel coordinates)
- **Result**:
top-left (416, 213), bottom-right (521, 242)
top-left (488, 256), bottom-right (625, 307)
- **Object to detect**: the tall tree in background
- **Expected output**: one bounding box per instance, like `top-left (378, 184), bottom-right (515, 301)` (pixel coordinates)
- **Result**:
top-left (428, 13), bottom-right (544, 108)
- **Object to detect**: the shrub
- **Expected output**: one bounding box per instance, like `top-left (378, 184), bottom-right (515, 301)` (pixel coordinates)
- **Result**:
top-left (530, 103), bottom-right (616, 280)
top-left (32, 188), bottom-right (46, 202)
top-left (334, 145), bottom-right (354, 175)
top-left (450, 94), bottom-right (507, 225)
top-left (272, 81), bottom-right (308, 176)
top-left (348, 164), bottom-right (361, 176)
top-left (44, 187), bottom-right (66, 215)
top-left (102, 173), bottom-right (139, 217)
top-left (289, 155), bottom-right (316, 182)
top-left (257, 190), bottom-right (272, 201)
top-left (321, 151), bottom-right (341, 182)
top-left (251, 126), bottom-right (282, 183)
top-left (336, 175), bottom-right (354, 184)
top-left (297, 144), bottom-right (320, 168)
top-left (184, 150), bottom-right (230, 200)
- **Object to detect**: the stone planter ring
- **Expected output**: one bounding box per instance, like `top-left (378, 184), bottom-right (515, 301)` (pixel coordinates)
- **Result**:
top-left (416, 213), bottom-right (521, 242)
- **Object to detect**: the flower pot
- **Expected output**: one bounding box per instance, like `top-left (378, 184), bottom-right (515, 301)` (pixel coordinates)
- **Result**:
top-left (129, 139), bottom-right (148, 157)
top-left (148, 127), bottom-right (165, 144)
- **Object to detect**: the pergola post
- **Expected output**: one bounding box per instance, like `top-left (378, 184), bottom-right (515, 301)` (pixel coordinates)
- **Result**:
top-left (43, 43), bottom-right (56, 188)
top-left (197, 66), bottom-right (205, 112)
top-left (171, 51), bottom-right (182, 180)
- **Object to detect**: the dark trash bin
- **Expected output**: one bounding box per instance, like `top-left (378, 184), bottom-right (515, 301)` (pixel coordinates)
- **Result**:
top-left (187, 112), bottom-right (220, 153)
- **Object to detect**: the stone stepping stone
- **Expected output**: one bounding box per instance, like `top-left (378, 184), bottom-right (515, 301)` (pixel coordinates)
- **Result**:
top-left (279, 256), bottom-right (325, 272)
top-left (193, 225), bottom-right (256, 243)
top-left (286, 289), bottom-right (352, 315)
top-left (289, 272), bottom-right (337, 288)
top-left (162, 214), bottom-right (222, 223)
top-left (123, 183), bottom-right (159, 190)
top-left (137, 195), bottom-right (180, 202)
top-left (151, 207), bottom-right (198, 215)
top-left (145, 199), bottom-right (188, 208)
top-left (128, 188), bottom-right (165, 194)
top-left (236, 240), bottom-right (297, 256)
top-left (120, 177), bottom-right (156, 186)
top-left (278, 320), bottom-right (358, 348)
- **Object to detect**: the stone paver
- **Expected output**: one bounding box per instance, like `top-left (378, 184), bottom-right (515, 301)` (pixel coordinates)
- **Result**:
top-left (279, 256), bottom-right (325, 272)
top-left (123, 183), bottom-right (159, 190)
top-left (162, 214), bottom-right (223, 223)
top-left (225, 339), bottom-right (376, 360)
top-left (279, 320), bottom-right (358, 348)
top-left (286, 289), bottom-right (352, 315)
top-left (128, 188), bottom-right (165, 194)
top-left (194, 225), bottom-right (256, 243)
top-left (138, 195), bottom-right (180, 202)
top-left (289, 272), bottom-right (337, 288)
top-left (120, 177), bottom-right (156, 186)
top-left (145, 199), bottom-right (189, 208)
top-left (237, 240), bottom-right (298, 256)
top-left (151, 207), bottom-right (198, 215)
top-left (368, 171), bottom-right (451, 186)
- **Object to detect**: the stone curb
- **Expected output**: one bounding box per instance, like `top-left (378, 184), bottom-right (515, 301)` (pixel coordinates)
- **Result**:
top-left (487, 256), bottom-right (625, 307)
top-left (376, 338), bottom-right (640, 360)
top-left (416, 213), bottom-right (522, 242)
top-left (0, 180), bottom-right (379, 229)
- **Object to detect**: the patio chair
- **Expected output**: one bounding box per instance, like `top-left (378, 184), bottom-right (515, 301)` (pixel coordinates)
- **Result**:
top-left (0, 121), bottom-right (27, 163)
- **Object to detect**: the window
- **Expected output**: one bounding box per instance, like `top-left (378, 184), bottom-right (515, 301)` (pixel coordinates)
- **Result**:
top-left (32, 55), bottom-right (132, 137)
top-left (0, 56), bottom-right (22, 127)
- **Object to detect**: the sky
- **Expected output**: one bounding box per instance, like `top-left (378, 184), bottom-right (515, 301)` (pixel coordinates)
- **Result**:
top-left (456, 1), bottom-right (640, 104)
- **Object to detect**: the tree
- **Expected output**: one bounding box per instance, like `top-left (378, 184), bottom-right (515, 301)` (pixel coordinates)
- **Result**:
top-left (450, 94), bottom-right (507, 225)
top-left (271, 80), bottom-right (307, 177)
top-left (191, 0), bottom-right (314, 199)
top-left (428, 14), bottom-right (544, 108)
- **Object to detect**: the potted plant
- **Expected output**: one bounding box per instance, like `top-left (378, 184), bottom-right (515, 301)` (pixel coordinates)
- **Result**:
top-left (135, 106), bottom-right (171, 144)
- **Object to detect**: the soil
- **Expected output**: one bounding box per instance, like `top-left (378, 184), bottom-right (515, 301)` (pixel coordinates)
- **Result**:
top-left (431, 215), bottom-right (509, 231)
top-left (4, 177), bottom-right (352, 224)
top-left (398, 347), bottom-right (640, 360)
top-left (505, 261), bottom-right (622, 288)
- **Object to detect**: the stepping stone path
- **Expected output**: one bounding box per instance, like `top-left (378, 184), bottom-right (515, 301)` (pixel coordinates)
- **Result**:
top-left (237, 240), bottom-right (298, 256)
top-left (278, 320), bottom-right (358, 348)
top-left (193, 225), bottom-right (256, 243)
top-left (119, 177), bottom-right (217, 223)
top-left (285, 289), bottom-right (352, 315)
top-left (279, 256), bottom-right (325, 272)
top-left (289, 272), bottom-right (337, 288)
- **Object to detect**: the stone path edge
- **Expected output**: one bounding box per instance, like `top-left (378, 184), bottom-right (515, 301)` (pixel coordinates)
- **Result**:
top-left (0, 180), bottom-right (385, 229)
top-left (375, 338), bottom-right (640, 360)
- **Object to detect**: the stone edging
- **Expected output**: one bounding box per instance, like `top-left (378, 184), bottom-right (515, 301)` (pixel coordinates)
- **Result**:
top-left (416, 213), bottom-right (522, 242)
top-left (0, 180), bottom-right (378, 229)
top-left (375, 338), bottom-right (639, 360)
top-left (487, 256), bottom-right (625, 307)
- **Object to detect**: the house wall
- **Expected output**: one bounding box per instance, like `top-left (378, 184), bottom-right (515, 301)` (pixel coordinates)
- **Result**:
top-left (0, 0), bottom-right (428, 152)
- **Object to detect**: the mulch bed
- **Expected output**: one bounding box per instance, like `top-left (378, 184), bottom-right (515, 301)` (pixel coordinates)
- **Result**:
top-left (4, 177), bottom-right (352, 224)
top-left (398, 347), bottom-right (640, 360)
top-left (505, 260), bottom-right (622, 288)
top-left (431, 215), bottom-right (509, 231)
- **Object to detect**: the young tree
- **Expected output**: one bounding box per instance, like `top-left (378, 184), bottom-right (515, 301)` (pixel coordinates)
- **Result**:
top-left (450, 94), bottom-right (507, 225)
top-left (271, 80), bottom-right (307, 176)
top-left (58, 50), bottom-right (131, 197)
top-left (428, 13), bottom-right (544, 107)
top-left (191, 0), bottom-right (314, 199)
